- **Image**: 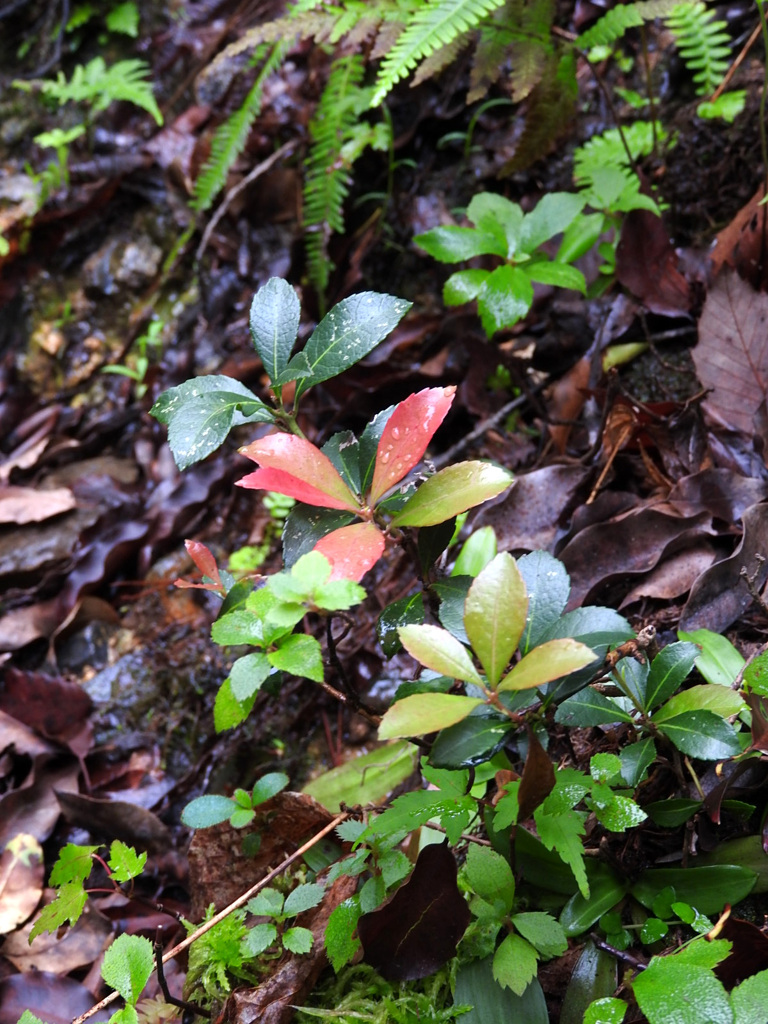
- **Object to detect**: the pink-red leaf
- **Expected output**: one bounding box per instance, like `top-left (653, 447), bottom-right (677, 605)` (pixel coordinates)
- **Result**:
top-left (314, 523), bottom-right (386, 581)
top-left (175, 540), bottom-right (225, 593)
top-left (238, 434), bottom-right (360, 511)
top-left (369, 386), bottom-right (456, 504)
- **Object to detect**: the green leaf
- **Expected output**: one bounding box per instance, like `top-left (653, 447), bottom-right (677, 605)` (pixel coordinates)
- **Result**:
top-left (17, 1013), bottom-right (50, 1024)
top-left (430, 709), bottom-right (513, 769)
top-left (632, 957), bottom-right (733, 1024)
top-left (645, 641), bottom-right (700, 710)
top-left (229, 653), bottom-right (272, 701)
top-left (731, 969), bottom-right (768, 1024)
top-left (249, 278), bottom-right (300, 384)
top-left (211, 608), bottom-right (268, 647)
top-left (619, 738), bottom-right (655, 786)
top-left (591, 791), bottom-right (647, 832)
top-left (455, 958), bottom-right (549, 1024)
top-left (555, 689), bottom-right (634, 727)
top-left (242, 922), bottom-right (277, 956)
top-left (520, 192), bottom-right (587, 252)
top-left (743, 650), bottom-right (768, 696)
top-left (282, 506), bottom-right (357, 568)
top-left (542, 607), bottom-right (634, 649)
top-left (590, 753), bottom-right (622, 783)
top-left (478, 264), bottom-right (534, 336)
top-left (653, 684), bottom-right (746, 722)
top-left (641, 917), bottom-right (668, 944)
top-left (465, 845), bottom-right (515, 912)
top-left (29, 881), bottom-right (88, 941)
top-left (535, 807), bottom-right (589, 899)
top-left (214, 677), bottom-right (257, 731)
top-left (452, 526), bottom-right (498, 577)
top-left (465, 553), bottom-right (528, 686)
top-left (322, 431), bottom-right (361, 494)
top-left (415, 226), bottom-right (507, 262)
top-left (557, 212), bottom-right (607, 265)
top-left (181, 795), bottom-right (236, 828)
top-left (293, 292), bottom-right (411, 401)
top-left (645, 798), bottom-right (702, 827)
top-left (248, 887), bottom-right (285, 916)
top-left (50, 843), bottom-right (99, 886)
top-left (632, 865), bottom-right (757, 915)
top-left (511, 912), bottom-right (568, 958)
top-left (101, 934), bottom-right (154, 1004)
top-left (398, 623), bottom-right (483, 684)
top-left (283, 926), bottom-right (314, 954)
top-left (678, 628), bottom-right (745, 687)
top-left (284, 883), bottom-right (325, 916)
top-left (493, 932), bottom-right (538, 995)
top-left (251, 771), bottom-right (289, 805)
top-left (525, 261), bottom-right (586, 293)
top-left (559, 871), bottom-right (629, 936)
top-left (517, 551), bottom-right (571, 653)
top-left (268, 634), bottom-right (324, 682)
top-left (467, 192), bottom-right (524, 257)
top-left (110, 1007), bottom-right (139, 1024)
top-left (377, 594), bottom-right (425, 656)
top-left (302, 740), bottom-right (418, 813)
top-left (435, 576), bottom-right (472, 644)
top-left (325, 898), bottom-right (362, 972)
top-left (655, 710), bottom-right (742, 759)
top-left (378, 693), bottom-right (484, 739)
top-left (583, 998), bottom-right (627, 1024)
top-left (391, 461), bottom-right (513, 527)
top-left (498, 639), bottom-right (596, 692)
top-left (150, 376), bottom-right (273, 470)
top-left (107, 841), bottom-right (147, 884)
top-left (444, 269), bottom-right (490, 306)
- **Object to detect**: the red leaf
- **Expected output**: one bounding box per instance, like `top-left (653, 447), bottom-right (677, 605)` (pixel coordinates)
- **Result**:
top-left (314, 523), bottom-right (385, 581)
top-left (180, 540), bottom-right (224, 592)
top-left (238, 434), bottom-right (360, 511)
top-left (369, 387), bottom-right (455, 504)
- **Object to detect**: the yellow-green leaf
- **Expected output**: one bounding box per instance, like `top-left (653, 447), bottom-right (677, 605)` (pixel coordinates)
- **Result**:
top-left (465, 553), bottom-right (528, 687)
top-left (498, 639), bottom-right (596, 692)
top-left (379, 693), bottom-right (485, 739)
top-left (399, 623), bottom-right (483, 685)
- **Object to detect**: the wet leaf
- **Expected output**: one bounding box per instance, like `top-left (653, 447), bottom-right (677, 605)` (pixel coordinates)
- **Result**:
top-left (239, 434), bottom-right (360, 511)
top-left (517, 550), bottom-right (571, 653)
top-left (282, 506), bottom-right (357, 568)
top-left (248, 277), bottom-right (300, 384)
top-left (454, 957), bottom-right (549, 1024)
top-left (369, 386), bottom-right (455, 504)
top-left (677, 628), bottom-right (745, 687)
top-left (415, 225), bottom-right (507, 262)
top-left (497, 638), bottom-right (596, 691)
top-left (632, 865), bottom-right (757, 915)
top-left (378, 693), bottom-right (484, 739)
top-left (429, 709), bottom-right (512, 769)
top-left (560, 942), bottom-right (618, 1024)
top-left (644, 641), bottom-right (700, 710)
top-left (398, 623), bottom-right (483, 685)
top-left (493, 932), bottom-right (538, 994)
top-left (101, 934), bottom-right (154, 1003)
top-left (632, 955), bottom-right (731, 1024)
top-left (559, 870), bottom-right (629, 937)
top-left (391, 462), bottom-right (513, 528)
top-left (293, 293), bottom-right (412, 401)
top-left (465, 844), bottom-right (515, 911)
top-left (654, 710), bottom-right (742, 759)
top-left (478, 264), bottom-right (534, 335)
top-left (313, 522), bottom-right (385, 581)
top-left (452, 525), bottom-right (497, 577)
top-left (377, 594), bottom-right (425, 657)
top-left (465, 553), bottom-right (528, 687)
top-left (268, 634), bottom-right (323, 682)
top-left (357, 843), bottom-right (470, 980)
top-left (652, 684), bottom-right (746, 722)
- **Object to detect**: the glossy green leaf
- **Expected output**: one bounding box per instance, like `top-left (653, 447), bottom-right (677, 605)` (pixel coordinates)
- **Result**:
top-left (391, 461), bottom-right (514, 528)
top-left (248, 277), bottom-right (300, 384)
top-left (478, 264), bottom-right (534, 336)
top-left (282, 506), bottom-right (357, 568)
top-left (743, 650), bottom-right (768, 696)
top-left (560, 871), bottom-right (629, 936)
top-left (465, 553), bottom-right (528, 686)
top-left (525, 260), bottom-right (586, 292)
top-left (444, 268), bottom-right (488, 306)
top-left (415, 225), bottom-right (507, 262)
top-left (542, 606), bottom-right (634, 649)
top-left (435, 576), bottom-right (472, 644)
top-left (591, 791), bottom-right (647, 832)
top-left (467, 192), bottom-right (524, 257)
top-left (557, 212), bottom-right (606, 265)
top-left (555, 689), bottom-right (632, 727)
top-left (498, 639), bottom-right (596, 692)
top-left (613, 656), bottom-right (649, 706)
top-left (358, 405), bottom-right (396, 495)
top-left (430, 709), bottom-right (513, 769)
top-left (655, 710), bottom-right (742, 759)
top-left (619, 738), bottom-right (655, 786)
top-left (632, 865), bottom-right (757, 915)
top-left (560, 943), bottom-right (618, 1024)
top-left (678, 628), bottom-right (745, 687)
top-left (398, 623), bottom-right (483, 684)
top-left (517, 551), bottom-right (570, 653)
top-left (454, 957), bottom-right (549, 1024)
top-left (520, 192), bottom-right (587, 251)
top-left (645, 798), bottom-right (702, 827)
top-left (632, 958), bottom-right (732, 1024)
top-left (378, 693), bottom-right (484, 739)
top-left (652, 684), bottom-right (746, 722)
top-left (229, 653), bottom-right (272, 701)
top-left (293, 292), bottom-right (412, 401)
top-left (377, 594), bottom-right (425, 656)
top-left (644, 641), bottom-right (700, 710)
top-left (731, 969), bottom-right (768, 1024)
top-left (268, 634), bottom-right (324, 682)
top-left (452, 526), bottom-right (497, 577)
top-left (151, 376), bottom-right (274, 470)
top-left (322, 431), bottom-right (361, 494)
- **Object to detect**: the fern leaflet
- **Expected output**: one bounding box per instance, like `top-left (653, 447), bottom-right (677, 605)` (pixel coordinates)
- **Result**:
top-left (576, 0), bottom-right (679, 50)
top-left (191, 42), bottom-right (286, 213)
top-left (665, 1), bottom-right (732, 96)
top-left (34, 57), bottom-right (163, 124)
top-left (371, 0), bottom-right (507, 106)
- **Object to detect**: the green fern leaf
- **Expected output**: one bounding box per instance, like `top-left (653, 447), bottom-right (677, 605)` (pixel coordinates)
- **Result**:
top-left (666, 1), bottom-right (732, 96)
top-left (577, 0), bottom-right (679, 50)
top-left (573, 121), bottom-right (664, 184)
top-left (38, 57), bottom-right (163, 124)
top-left (469, 0), bottom-right (554, 103)
top-left (500, 51), bottom-right (577, 174)
top-left (191, 43), bottom-right (286, 213)
top-left (371, 0), bottom-right (507, 106)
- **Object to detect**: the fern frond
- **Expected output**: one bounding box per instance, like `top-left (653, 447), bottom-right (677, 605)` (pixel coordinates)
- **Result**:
top-left (38, 57), bottom-right (163, 124)
top-left (573, 121), bottom-right (665, 184)
top-left (468, 0), bottom-right (554, 103)
top-left (412, 35), bottom-right (470, 86)
top-left (666, 1), bottom-right (732, 96)
top-left (191, 43), bottom-right (286, 213)
top-left (576, 0), bottom-right (679, 50)
top-left (370, 0), bottom-right (507, 106)
top-left (499, 51), bottom-right (576, 173)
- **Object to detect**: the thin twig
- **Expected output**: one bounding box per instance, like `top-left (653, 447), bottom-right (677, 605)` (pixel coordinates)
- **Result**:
top-left (71, 812), bottom-right (350, 1024)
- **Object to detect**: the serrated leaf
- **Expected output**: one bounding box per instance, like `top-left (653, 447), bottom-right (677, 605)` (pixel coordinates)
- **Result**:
top-left (293, 292), bottom-right (411, 401)
top-left (313, 522), bottom-right (385, 582)
top-left (644, 641), bottom-right (700, 710)
top-left (465, 845), bottom-right (515, 912)
top-left (283, 926), bottom-right (314, 954)
top-left (229, 652), bottom-right (272, 701)
top-left (107, 841), bottom-right (147, 884)
top-left (50, 843), bottom-right (99, 886)
top-left (498, 639), bottom-right (596, 692)
top-left (398, 623), bottom-right (483, 684)
top-left (211, 608), bottom-right (268, 647)
top-left (213, 677), bottom-right (256, 731)
top-left (370, 386), bottom-right (455, 504)
top-left (535, 809), bottom-right (589, 898)
top-left (101, 934), bottom-right (154, 1004)
top-left (391, 461), bottom-right (513, 527)
top-left (655, 710), bottom-right (742, 759)
top-left (478, 264), bottom-right (534, 335)
top-left (731, 969), bottom-right (768, 1024)
top-left (181, 795), bottom-right (236, 828)
top-left (592, 792), bottom-right (647, 832)
top-left (465, 553), bottom-right (528, 687)
top-left (284, 883), bottom-right (325, 916)
top-left (493, 932), bottom-right (538, 994)
top-left (249, 278), bottom-right (300, 383)
top-left (325, 897), bottom-right (362, 971)
top-left (242, 922), bottom-right (278, 956)
top-left (239, 434), bottom-right (360, 511)
top-left (632, 958), bottom-right (732, 1024)
top-left (378, 693), bottom-right (484, 739)
top-left (268, 634), bottom-right (324, 682)
top-left (29, 881), bottom-right (88, 941)
top-left (511, 912), bottom-right (568, 958)
top-left (415, 226), bottom-right (507, 262)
